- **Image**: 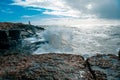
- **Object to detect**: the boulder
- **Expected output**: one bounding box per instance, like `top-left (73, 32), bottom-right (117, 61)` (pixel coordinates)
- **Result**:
top-left (88, 54), bottom-right (120, 80)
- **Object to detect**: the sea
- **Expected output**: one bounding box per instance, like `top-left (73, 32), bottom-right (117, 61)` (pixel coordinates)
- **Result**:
top-left (24, 25), bottom-right (120, 57)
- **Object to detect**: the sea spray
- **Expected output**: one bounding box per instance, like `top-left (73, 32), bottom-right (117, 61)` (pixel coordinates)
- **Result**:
top-left (30, 25), bottom-right (120, 57)
top-left (33, 26), bottom-right (73, 53)
top-left (42, 27), bottom-right (73, 51)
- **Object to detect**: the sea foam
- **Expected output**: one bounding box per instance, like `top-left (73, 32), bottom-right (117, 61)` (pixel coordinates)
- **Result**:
top-left (27, 25), bottom-right (120, 57)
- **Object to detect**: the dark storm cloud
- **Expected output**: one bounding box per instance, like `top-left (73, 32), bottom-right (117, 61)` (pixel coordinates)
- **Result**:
top-left (93, 0), bottom-right (120, 19)
top-left (65, 0), bottom-right (120, 19)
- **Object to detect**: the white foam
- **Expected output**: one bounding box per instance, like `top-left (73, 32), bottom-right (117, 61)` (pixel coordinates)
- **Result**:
top-left (39, 27), bottom-right (73, 52)
top-left (27, 25), bottom-right (120, 57)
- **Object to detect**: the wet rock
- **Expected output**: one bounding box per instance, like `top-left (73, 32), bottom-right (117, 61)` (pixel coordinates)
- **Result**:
top-left (0, 22), bottom-right (45, 55)
top-left (88, 54), bottom-right (120, 80)
top-left (118, 50), bottom-right (120, 58)
top-left (9, 30), bottom-right (21, 40)
top-left (0, 30), bottom-right (22, 52)
top-left (83, 70), bottom-right (107, 80)
top-left (0, 31), bottom-right (8, 41)
top-left (0, 54), bottom-right (87, 80)
top-left (0, 31), bottom-right (9, 49)
top-left (20, 54), bottom-right (87, 80)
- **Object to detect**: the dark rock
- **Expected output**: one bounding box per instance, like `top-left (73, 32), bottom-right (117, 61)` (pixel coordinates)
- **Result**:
top-left (0, 30), bottom-right (22, 50)
top-left (35, 27), bottom-right (45, 30)
top-left (88, 54), bottom-right (120, 80)
top-left (118, 50), bottom-right (120, 58)
top-left (9, 30), bottom-right (21, 40)
top-left (94, 70), bottom-right (107, 80)
top-left (85, 59), bottom-right (97, 80)
top-left (0, 31), bottom-right (8, 41)
top-left (0, 31), bottom-right (9, 49)
top-left (0, 22), bottom-right (45, 54)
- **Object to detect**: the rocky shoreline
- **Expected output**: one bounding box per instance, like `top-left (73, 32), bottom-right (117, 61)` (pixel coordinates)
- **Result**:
top-left (0, 22), bottom-right (45, 55)
top-left (0, 53), bottom-right (119, 80)
top-left (0, 22), bottom-right (120, 80)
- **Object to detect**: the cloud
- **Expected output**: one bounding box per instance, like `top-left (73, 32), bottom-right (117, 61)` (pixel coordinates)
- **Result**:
top-left (31, 18), bottom-right (120, 25)
top-left (11, 0), bottom-right (67, 11)
top-left (43, 9), bottom-right (80, 18)
top-left (65, 0), bottom-right (120, 19)
top-left (21, 15), bottom-right (34, 18)
top-left (11, 0), bottom-right (84, 18)
top-left (92, 0), bottom-right (120, 19)
top-left (1, 8), bottom-right (13, 13)
top-left (11, 0), bottom-right (120, 19)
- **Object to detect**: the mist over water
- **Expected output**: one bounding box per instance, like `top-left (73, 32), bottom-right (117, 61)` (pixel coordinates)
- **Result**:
top-left (26, 25), bottom-right (120, 57)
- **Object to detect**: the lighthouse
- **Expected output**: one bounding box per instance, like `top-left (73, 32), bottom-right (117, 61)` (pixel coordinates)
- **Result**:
top-left (29, 21), bottom-right (31, 25)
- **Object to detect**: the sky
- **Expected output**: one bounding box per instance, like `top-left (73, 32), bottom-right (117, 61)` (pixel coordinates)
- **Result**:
top-left (0, 0), bottom-right (120, 25)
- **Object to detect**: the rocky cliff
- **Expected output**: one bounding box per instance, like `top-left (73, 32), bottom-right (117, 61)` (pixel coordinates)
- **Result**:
top-left (0, 22), bottom-right (44, 31)
top-left (0, 22), bottom-right (45, 54)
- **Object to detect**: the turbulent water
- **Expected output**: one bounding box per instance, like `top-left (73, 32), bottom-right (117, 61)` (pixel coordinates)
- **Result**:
top-left (24, 25), bottom-right (120, 57)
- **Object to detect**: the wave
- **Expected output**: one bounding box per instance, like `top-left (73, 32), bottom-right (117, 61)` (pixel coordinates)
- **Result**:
top-left (25, 25), bottom-right (120, 57)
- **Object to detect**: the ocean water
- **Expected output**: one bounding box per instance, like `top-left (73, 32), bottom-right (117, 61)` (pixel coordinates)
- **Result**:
top-left (24, 25), bottom-right (120, 57)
